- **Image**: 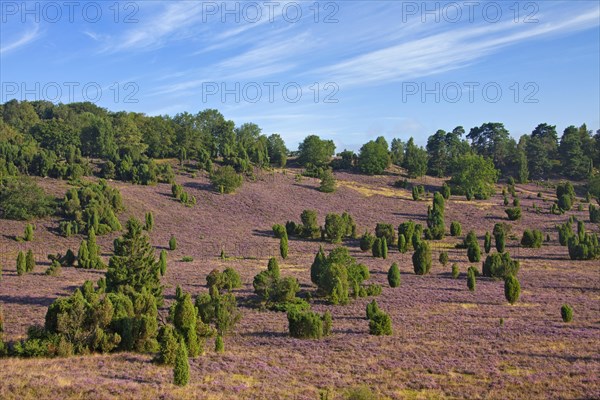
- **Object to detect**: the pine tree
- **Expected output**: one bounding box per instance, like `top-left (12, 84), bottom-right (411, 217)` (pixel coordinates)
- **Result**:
top-left (16, 251), bottom-right (26, 275)
top-left (106, 218), bottom-right (162, 303)
top-left (25, 249), bottom-right (35, 272)
top-left (173, 339), bottom-right (190, 386)
top-left (169, 235), bottom-right (177, 251)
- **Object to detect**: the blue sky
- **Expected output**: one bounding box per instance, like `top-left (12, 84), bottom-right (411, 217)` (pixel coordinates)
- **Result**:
top-left (1, 1), bottom-right (599, 151)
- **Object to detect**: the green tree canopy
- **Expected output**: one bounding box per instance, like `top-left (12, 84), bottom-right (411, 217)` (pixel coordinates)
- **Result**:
top-left (449, 153), bottom-right (498, 199)
top-left (297, 135), bottom-right (335, 167)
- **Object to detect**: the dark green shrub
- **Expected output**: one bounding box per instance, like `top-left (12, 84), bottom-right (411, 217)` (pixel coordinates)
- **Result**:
top-left (369, 311), bottom-right (392, 336)
top-left (484, 231), bottom-right (492, 253)
top-left (210, 165), bottom-right (243, 194)
top-left (313, 247), bottom-right (365, 305)
top-left (364, 283), bottom-right (382, 297)
top-left (360, 231), bottom-right (376, 252)
top-left (300, 210), bottom-right (320, 239)
top-left (77, 240), bottom-right (89, 268)
top-left (287, 309), bottom-right (331, 339)
top-left (45, 260), bottom-right (61, 276)
top-left (483, 252), bottom-right (519, 279)
top-left (521, 229), bottom-right (543, 248)
top-left (441, 183), bottom-right (451, 200)
top-left (387, 263), bottom-right (400, 287)
top-left (170, 292), bottom-right (201, 357)
top-left (310, 247), bottom-right (326, 285)
top-left (169, 235), bottom-right (177, 250)
top-left (556, 181), bottom-right (575, 210)
top-left (285, 221), bottom-right (300, 236)
top-left (0, 177), bottom-right (55, 220)
top-left (451, 264), bottom-right (459, 279)
top-left (412, 241), bottom-right (432, 275)
top-left (322, 311), bottom-right (332, 336)
top-left (280, 236), bottom-right (288, 259)
top-left (567, 229), bottom-right (600, 260)
top-left (173, 339), bottom-right (190, 386)
top-left (557, 220), bottom-right (574, 246)
top-left (341, 212), bottom-right (357, 239)
top-left (503, 196), bottom-right (509, 206)
top-left (159, 250), bottom-right (167, 276)
top-left (558, 194), bottom-right (572, 211)
top-left (398, 234), bottom-right (407, 253)
top-left (504, 275), bottom-right (520, 304)
top-left (467, 268), bottom-right (476, 292)
top-left (450, 221), bottom-right (462, 236)
top-left (144, 212), bottom-right (154, 231)
top-left (590, 204), bottom-right (600, 223)
top-left (319, 169), bottom-right (336, 193)
top-left (381, 237), bottom-right (388, 259)
top-left (412, 186), bottom-right (420, 201)
top-left (513, 197), bottom-right (520, 207)
top-left (505, 207), bottom-right (522, 221)
top-left (375, 223), bottom-right (396, 245)
top-left (24, 223), bottom-right (34, 241)
top-left (466, 188), bottom-right (474, 201)
top-left (157, 325), bottom-right (178, 366)
top-left (195, 290), bottom-right (241, 338)
top-left (398, 221), bottom-right (416, 249)
top-left (439, 251), bottom-right (449, 266)
top-left (371, 237), bottom-right (383, 258)
top-left (25, 249), bottom-right (35, 272)
top-left (495, 230), bottom-right (506, 253)
top-left (325, 213), bottom-right (346, 243)
top-left (272, 224), bottom-right (287, 239)
top-left (425, 193), bottom-right (445, 240)
top-left (366, 299), bottom-right (380, 320)
top-left (561, 304), bottom-right (573, 322)
top-left (215, 335), bottom-right (224, 353)
top-left (16, 251), bottom-right (26, 275)
top-left (465, 231), bottom-right (481, 263)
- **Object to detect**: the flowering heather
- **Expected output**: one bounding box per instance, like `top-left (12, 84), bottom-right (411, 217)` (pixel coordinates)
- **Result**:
top-left (0, 171), bottom-right (598, 399)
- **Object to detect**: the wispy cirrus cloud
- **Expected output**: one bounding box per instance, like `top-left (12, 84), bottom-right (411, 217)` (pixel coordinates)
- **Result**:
top-left (99, 2), bottom-right (207, 53)
top-left (314, 5), bottom-right (600, 88)
top-left (0, 25), bottom-right (41, 54)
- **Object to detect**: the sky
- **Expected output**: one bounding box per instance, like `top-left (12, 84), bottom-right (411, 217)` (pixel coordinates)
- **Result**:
top-left (1, 0), bottom-right (599, 151)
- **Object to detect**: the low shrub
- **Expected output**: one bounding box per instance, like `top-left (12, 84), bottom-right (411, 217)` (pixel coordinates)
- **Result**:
top-left (561, 304), bottom-right (573, 322)
top-left (521, 229), bottom-right (543, 248)
top-left (504, 275), bottom-right (521, 304)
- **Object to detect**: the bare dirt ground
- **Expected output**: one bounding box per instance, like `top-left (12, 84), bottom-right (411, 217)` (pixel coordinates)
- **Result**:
top-left (1, 167), bottom-right (599, 399)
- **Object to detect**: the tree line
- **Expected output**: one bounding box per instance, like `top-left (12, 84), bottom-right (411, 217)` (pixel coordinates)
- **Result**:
top-left (1, 100), bottom-right (599, 199)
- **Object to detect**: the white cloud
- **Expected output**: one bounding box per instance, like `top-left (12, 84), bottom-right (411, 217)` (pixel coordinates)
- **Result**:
top-left (0, 25), bottom-right (41, 54)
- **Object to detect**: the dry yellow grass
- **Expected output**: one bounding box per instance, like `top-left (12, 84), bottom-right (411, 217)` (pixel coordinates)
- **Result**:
top-left (337, 180), bottom-right (413, 199)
